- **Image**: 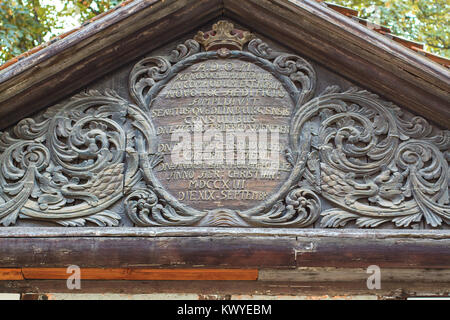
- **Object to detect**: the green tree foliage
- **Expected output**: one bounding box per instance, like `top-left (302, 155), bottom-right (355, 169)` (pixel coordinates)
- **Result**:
top-left (0, 0), bottom-right (59, 62)
top-left (0, 0), bottom-right (122, 63)
top-left (0, 0), bottom-right (448, 65)
top-left (327, 0), bottom-right (449, 57)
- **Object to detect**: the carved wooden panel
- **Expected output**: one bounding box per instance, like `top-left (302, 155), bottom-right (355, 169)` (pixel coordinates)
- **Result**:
top-left (0, 21), bottom-right (448, 229)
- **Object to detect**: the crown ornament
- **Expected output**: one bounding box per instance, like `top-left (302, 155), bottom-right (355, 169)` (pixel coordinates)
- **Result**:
top-left (194, 21), bottom-right (254, 51)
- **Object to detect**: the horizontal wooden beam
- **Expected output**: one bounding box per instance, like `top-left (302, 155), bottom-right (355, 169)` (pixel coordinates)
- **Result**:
top-left (258, 268), bottom-right (450, 283)
top-left (2, 266), bottom-right (448, 297)
top-left (15, 268), bottom-right (258, 281)
top-left (0, 229), bottom-right (448, 269)
top-left (1, 227), bottom-right (448, 239)
top-left (1, 279), bottom-right (448, 297)
top-left (0, 269), bottom-right (24, 281)
top-left (4, 267), bottom-right (447, 282)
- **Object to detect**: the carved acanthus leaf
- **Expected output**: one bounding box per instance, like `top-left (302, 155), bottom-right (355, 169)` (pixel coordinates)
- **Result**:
top-left (0, 90), bottom-right (130, 226)
top-left (241, 188), bottom-right (321, 227)
top-left (124, 188), bottom-right (202, 227)
top-left (296, 88), bottom-right (450, 228)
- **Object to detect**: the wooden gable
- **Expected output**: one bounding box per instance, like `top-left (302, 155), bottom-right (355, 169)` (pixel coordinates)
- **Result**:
top-left (0, 0), bottom-right (448, 297)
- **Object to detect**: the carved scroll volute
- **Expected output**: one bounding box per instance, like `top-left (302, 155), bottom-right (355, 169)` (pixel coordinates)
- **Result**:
top-left (0, 90), bottom-right (127, 226)
top-left (129, 40), bottom-right (201, 110)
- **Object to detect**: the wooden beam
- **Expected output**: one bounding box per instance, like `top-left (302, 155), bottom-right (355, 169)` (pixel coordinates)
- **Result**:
top-left (0, 229), bottom-right (448, 269)
top-left (0, 0), bottom-right (222, 130)
top-left (224, 0), bottom-right (450, 128)
top-left (1, 279), bottom-right (449, 297)
top-left (0, 269), bottom-right (24, 280)
top-left (258, 268), bottom-right (450, 283)
top-left (20, 268), bottom-right (258, 281)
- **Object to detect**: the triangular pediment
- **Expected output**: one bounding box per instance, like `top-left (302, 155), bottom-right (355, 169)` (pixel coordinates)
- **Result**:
top-left (0, 14), bottom-right (448, 230)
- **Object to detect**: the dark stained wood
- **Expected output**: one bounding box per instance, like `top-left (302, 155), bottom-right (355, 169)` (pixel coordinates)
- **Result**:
top-left (224, 0), bottom-right (450, 128)
top-left (0, 0), bottom-right (222, 130)
top-left (4, 267), bottom-right (446, 282)
top-left (0, 234), bottom-right (448, 269)
top-left (0, 1), bottom-right (448, 297)
top-left (151, 58), bottom-right (295, 213)
top-left (324, 3), bottom-right (359, 18)
top-left (1, 227), bottom-right (448, 239)
top-left (19, 268), bottom-right (258, 281)
top-left (1, 279), bottom-right (449, 297)
top-left (0, 0), bottom-right (449, 129)
top-left (258, 267), bottom-right (450, 282)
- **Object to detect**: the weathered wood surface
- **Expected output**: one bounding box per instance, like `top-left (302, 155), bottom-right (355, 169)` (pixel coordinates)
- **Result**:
top-left (1, 279), bottom-right (448, 297)
top-left (224, 0), bottom-right (450, 128)
top-left (1, 227), bottom-right (448, 239)
top-left (19, 268), bottom-right (258, 281)
top-left (1, 26), bottom-right (448, 230)
top-left (0, 228), bottom-right (448, 268)
top-left (258, 268), bottom-right (450, 283)
top-left (0, 0), bottom-right (222, 130)
top-left (0, 1), bottom-right (448, 296)
top-left (4, 266), bottom-right (448, 282)
top-left (0, 0), bottom-right (448, 130)
top-left (0, 268), bottom-right (24, 280)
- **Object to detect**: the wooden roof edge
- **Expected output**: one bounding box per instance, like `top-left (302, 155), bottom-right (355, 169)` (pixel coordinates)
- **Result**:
top-left (291, 0), bottom-right (450, 84)
top-left (323, 2), bottom-right (358, 17)
top-left (0, 0), bottom-right (161, 81)
top-left (351, 16), bottom-right (392, 34)
top-left (0, 0), bottom-right (449, 76)
top-left (411, 47), bottom-right (450, 68)
top-left (0, 0), bottom-right (448, 129)
top-left (317, 0), bottom-right (448, 69)
top-left (225, 0), bottom-right (449, 127)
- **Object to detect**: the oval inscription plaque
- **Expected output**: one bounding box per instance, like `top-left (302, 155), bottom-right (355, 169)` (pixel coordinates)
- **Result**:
top-left (150, 59), bottom-right (294, 211)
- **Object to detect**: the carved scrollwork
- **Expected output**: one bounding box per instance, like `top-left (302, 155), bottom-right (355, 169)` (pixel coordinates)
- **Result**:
top-left (129, 39), bottom-right (201, 109)
top-left (124, 188), bottom-right (204, 227)
top-left (0, 90), bottom-right (127, 226)
top-left (0, 25), bottom-right (448, 229)
top-left (124, 35), bottom-right (319, 229)
top-left (0, 141), bottom-right (50, 225)
top-left (240, 188), bottom-right (321, 227)
top-left (298, 87), bottom-right (450, 228)
top-left (248, 38), bottom-right (278, 60)
top-left (168, 39), bottom-right (201, 63)
top-left (395, 140), bottom-right (449, 226)
top-left (248, 39), bottom-right (316, 105)
top-left (129, 56), bottom-right (172, 109)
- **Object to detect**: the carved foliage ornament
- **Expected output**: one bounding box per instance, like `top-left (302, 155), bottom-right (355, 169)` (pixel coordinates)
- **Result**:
top-left (0, 21), bottom-right (448, 228)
